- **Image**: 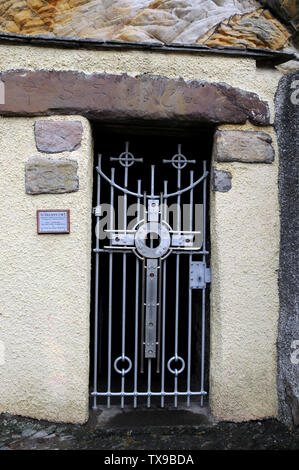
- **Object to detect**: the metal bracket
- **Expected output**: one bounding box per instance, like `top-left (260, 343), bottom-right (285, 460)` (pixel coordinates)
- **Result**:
top-left (92, 205), bottom-right (102, 216)
top-left (172, 234), bottom-right (194, 247)
top-left (145, 259), bottom-right (158, 358)
top-left (111, 233), bottom-right (135, 246)
top-left (190, 261), bottom-right (211, 289)
top-left (148, 200), bottom-right (159, 222)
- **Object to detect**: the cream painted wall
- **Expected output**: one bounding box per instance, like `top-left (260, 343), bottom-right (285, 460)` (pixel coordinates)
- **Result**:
top-left (0, 115), bottom-right (93, 423)
top-left (0, 44), bottom-right (282, 120)
top-left (0, 43), bottom-right (282, 423)
top-left (210, 123), bottom-right (280, 421)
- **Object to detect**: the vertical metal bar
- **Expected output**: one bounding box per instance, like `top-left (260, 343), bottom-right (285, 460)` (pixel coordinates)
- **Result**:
top-left (147, 358), bottom-right (152, 408)
top-left (93, 154), bottom-right (101, 410)
top-left (202, 163), bottom-right (207, 258)
top-left (150, 166), bottom-right (155, 251)
top-left (177, 159), bottom-right (181, 233)
top-left (161, 181), bottom-right (168, 408)
top-left (140, 192), bottom-right (147, 374)
top-left (156, 192), bottom-right (163, 373)
top-left (174, 160), bottom-right (181, 408)
top-left (174, 255), bottom-right (180, 409)
top-left (161, 261), bottom-right (167, 408)
top-left (134, 180), bottom-right (141, 408)
top-left (121, 163), bottom-right (129, 409)
top-left (107, 168), bottom-right (115, 408)
top-left (187, 171), bottom-right (194, 407)
top-left (151, 165), bottom-right (155, 197)
top-left (146, 163), bottom-right (155, 409)
top-left (201, 161), bottom-right (207, 407)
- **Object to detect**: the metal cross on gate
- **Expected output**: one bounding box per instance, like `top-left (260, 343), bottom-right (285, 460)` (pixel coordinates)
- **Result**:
top-left (92, 141), bottom-right (211, 409)
top-left (163, 144), bottom-right (196, 169)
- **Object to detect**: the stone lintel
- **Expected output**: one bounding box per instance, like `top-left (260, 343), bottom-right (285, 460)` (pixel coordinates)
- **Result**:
top-left (0, 70), bottom-right (271, 127)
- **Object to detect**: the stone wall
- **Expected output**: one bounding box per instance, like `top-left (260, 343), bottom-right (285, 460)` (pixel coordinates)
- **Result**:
top-left (275, 71), bottom-right (299, 428)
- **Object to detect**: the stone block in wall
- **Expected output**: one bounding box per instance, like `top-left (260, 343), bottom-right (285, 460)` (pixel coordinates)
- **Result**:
top-left (25, 156), bottom-right (79, 194)
top-left (35, 120), bottom-right (83, 153)
top-left (211, 167), bottom-right (232, 193)
top-left (213, 130), bottom-right (275, 164)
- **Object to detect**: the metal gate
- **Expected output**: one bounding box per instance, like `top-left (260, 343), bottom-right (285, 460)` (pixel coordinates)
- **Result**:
top-left (91, 141), bottom-right (210, 409)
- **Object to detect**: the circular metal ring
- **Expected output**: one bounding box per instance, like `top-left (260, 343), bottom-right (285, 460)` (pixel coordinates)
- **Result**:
top-left (167, 356), bottom-right (185, 375)
top-left (171, 154), bottom-right (187, 169)
top-left (114, 356), bottom-right (132, 375)
top-left (135, 222), bottom-right (171, 259)
top-left (119, 151), bottom-right (135, 167)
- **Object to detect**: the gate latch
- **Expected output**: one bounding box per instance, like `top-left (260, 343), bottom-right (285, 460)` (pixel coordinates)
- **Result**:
top-left (190, 262), bottom-right (211, 289)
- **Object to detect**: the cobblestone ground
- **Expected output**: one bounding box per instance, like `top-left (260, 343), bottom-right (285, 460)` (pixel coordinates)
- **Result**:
top-left (0, 412), bottom-right (298, 450)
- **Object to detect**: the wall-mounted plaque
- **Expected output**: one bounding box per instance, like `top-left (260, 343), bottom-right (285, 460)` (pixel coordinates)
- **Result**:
top-left (37, 210), bottom-right (70, 234)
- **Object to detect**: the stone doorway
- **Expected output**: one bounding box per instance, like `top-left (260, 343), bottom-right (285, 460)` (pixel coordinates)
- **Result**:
top-left (89, 124), bottom-right (214, 413)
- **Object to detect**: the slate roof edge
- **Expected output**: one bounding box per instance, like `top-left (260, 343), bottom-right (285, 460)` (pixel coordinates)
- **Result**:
top-left (0, 31), bottom-right (296, 65)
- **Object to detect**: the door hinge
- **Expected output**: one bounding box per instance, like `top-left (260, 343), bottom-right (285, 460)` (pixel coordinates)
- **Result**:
top-left (190, 261), bottom-right (211, 289)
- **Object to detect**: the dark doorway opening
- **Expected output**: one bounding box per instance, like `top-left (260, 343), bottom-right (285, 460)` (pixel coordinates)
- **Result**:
top-left (89, 123), bottom-right (213, 410)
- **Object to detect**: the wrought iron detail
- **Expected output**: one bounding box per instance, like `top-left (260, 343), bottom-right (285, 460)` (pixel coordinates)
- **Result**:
top-left (114, 356), bottom-right (133, 375)
top-left (110, 141), bottom-right (143, 167)
top-left (92, 141), bottom-right (210, 410)
top-left (167, 356), bottom-right (186, 375)
top-left (163, 144), bottom-right (196, 169)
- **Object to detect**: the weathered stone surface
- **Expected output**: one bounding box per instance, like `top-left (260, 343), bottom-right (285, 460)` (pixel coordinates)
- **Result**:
top-left (25, 156), bottom-right (79, 194)
top-left (35, 120), bottom-right (83, 153)
top-left (211, 167), bottom-right (232, 193)
top-left (202, 9), bottom-right (290, 50)
top-left (275, 70), bottom-right (299, 428)
top-left (213, 130), bottom-right (275, 163)
top-left (261, 0), bottom-right (298, 34)
top-left (0, 1), bottom-right (291, 50)
top-left (0, 70), bottom-right (271, 127)
top-left (276, 60), bottom-right (299, 75)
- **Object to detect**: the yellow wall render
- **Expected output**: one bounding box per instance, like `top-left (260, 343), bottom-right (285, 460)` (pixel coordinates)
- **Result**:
top-left (0, 115), bottom-right (93, 423)
top-left (0, 44), bottom-right (283, 121)
top-left (210, 125), bottom-right (280, 421)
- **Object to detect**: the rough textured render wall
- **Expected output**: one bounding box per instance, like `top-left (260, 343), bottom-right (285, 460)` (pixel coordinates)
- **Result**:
top-left (0, 115), bottom-right (93, 424)
top-left (210, 122), bottom-right (280, 422)
top-left (0, 0), bottom-right (292, 49)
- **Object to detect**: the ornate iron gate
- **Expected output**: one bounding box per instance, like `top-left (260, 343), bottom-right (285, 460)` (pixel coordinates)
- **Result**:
top-left (92, 142), bottom-right (210, 409)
